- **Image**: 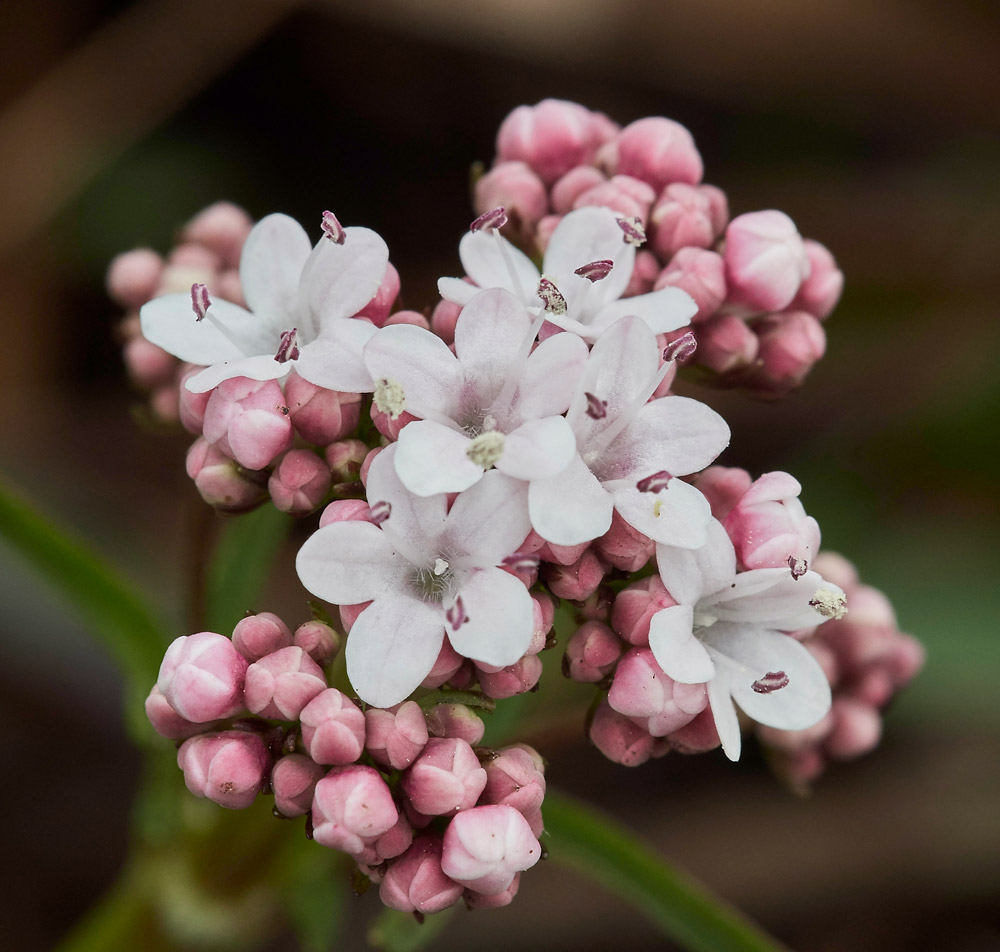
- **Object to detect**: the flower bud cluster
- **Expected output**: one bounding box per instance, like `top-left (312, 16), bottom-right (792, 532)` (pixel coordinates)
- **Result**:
top-left (146, 611), bottom-right (546, 914)
top-left (473, 98), bottom-right (842, 396)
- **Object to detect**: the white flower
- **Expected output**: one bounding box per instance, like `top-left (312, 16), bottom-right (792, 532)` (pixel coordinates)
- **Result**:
top-left (140, 212), bottom-right (388, 393)
top-left (438, 206), bottom-right (696, 341)
top-left (364, 287), bottom-right (587, 496)
top-left (295, 444), bottom-right (534, 707)
top-left (649, 519), bottom-right (844, 760)
top-left (529, 316), bottom-right (730, 547)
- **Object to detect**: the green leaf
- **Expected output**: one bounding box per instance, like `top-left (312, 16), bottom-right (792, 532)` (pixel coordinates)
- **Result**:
top-left (204, 506), bottom-right (293, 632)
top-left (0, 475), bottom-right (169, 735)
top-left (543, 789), bottom-right (787, 952)
top-left (367, 907), bottom-right (455, 952)
top-left (278, 839), bottom-right (347, 952)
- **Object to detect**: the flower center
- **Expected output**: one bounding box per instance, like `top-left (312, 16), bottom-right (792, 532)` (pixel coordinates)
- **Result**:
top-left (809, 588), bottom-right (848, 620)
top-left (373, 377), bottom-right (407, 420)
top-left (466, 431), bottom-right (505, 469)
top-left (410, 561), bottom-right (455, 602)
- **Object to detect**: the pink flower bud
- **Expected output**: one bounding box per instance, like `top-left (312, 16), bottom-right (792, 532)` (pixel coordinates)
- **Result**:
top-left (528, 592), bottom-right (555, 654)
top-left (185, 438), bottom-right (267, 513)
top-left (202, 377), bottom-right (293, 471)
top-left (624, 249), bottom-right (662, 298)
top-left (611, 575), bottom-right (677, 646)
top-left (496, 99), bottom-right (607, 184)
top-left (649, 183), bottom-right (721, 258)
top-left (724, 471), bottom-right (821, 570)
top-left (312, 764), bottom-right (398, 854)
top-left (666, 707), bottom-right (721, 753)
top-left (563, 620), bottom-right (623, 683)
top-left (168, 242), bottom-right (220, 274)
top-left (284, 372), bottom-right (361, 446)
top-left (272, 753), bottom-right (326, 817)
top-left (693, 466), bottom-right (753, 521)
top-left (474, 161), bottom-right (549, 234)
top-left (231, 612), bottom-right (293, 662)
top-left (318, 499), bottom-right (371, 529)
top-left (724, 210), bottom-right (810, 313)
top-left (551, 165), bottom-right (606, 214)
top-left (157, 631), bottom-right (247, 723)
top-left (178, 367), bottom-right (212, 434)
top-left (293, 620), bottom-right (340, 665)
top-left (694, 313), bottom-right (759, 375)
top-left (811, 552), bottom-right (859, 591)
top-left (365, 701), bottom-right (429, 770)
top-left (593, 510), bottom-right (655, 572)
top-left (747, 310), bottom-right (826, 393)
top-left (573, 175), bottom-right (656, 225)
top-left (338, 602), bottom-right (371, 634)
top-left (300, 689), bottom-right (366, 765)
top-left (379, 834), bottom-right (463, 915)
top-left (441, 805), bottom-right (541, 895)
top-left (383, 309), bottom-right (431, 330)
top-left (543, 548), bottom-right (607, 600)
top-left (370, 405), bottom-right (419, 442)
top-left (324, 439), bottom-right (368, 487)
top-left (589, 699), bottom-right (656, 766)
top-left (480, 745), bottom-right (546, 827)
top-left (123, 336), bottom-right (175, 390)
top-left (145, 685), bottom-right (203, 739)
top-left (465, 874), bottom-right (520, 909)
top-left (268, 450), bottom-right (332, 516)
top-left (244, 646), bottom-right (327, 721)
top-left (430, 297), bottom-right (462, 345)
top-left (608, 649), bottom-right (708, 733)
top-left (825, 698), bottom-right (882, 759)
top-left (182, 202), bottom-right (252, 269)
top-left (424, 703), bottom-right (485, 746)
top-left (420, 638), bottom-right (465, 689)
top-left (402, 738), bottom-right (487, 817)
top-left (107, 248), bottom-right (164, 309)
top-left (608, 117), bottom-right (703, 191)
top-left (477, 655), bottom-right (543, 700)
top-left (533, 214), bottom-right (563, 255)
top-left (792, 240), bottom-right (843, 320)
top-left (177, 730), bottom-right (270, 809)
top-left (356, 263), bottom-right (401, 327)
top-left (655, 248), bottom-right (727, 323)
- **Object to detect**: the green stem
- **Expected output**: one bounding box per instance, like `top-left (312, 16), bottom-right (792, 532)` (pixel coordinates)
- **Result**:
top-left (417, 689), bottom-right (496, 713)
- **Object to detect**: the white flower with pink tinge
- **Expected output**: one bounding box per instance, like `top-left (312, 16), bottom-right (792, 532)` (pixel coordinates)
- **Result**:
top-left (140, 211), bottom-right (388, 393)
top-left (530, 315), bottom-right (730, 547)
top-left (437, 206), bottom-right (696, 342)
top-left (650, 518), bottom-right (846, 761)
top-left (295, 444), bottom-right (534, 707)
top-left (364, 287), bottom-right (587, 496)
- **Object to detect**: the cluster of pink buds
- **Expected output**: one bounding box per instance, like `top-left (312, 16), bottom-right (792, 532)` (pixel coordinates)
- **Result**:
top-left (472, 99), bottom-right (842, 396)
top-left (146, 610), bottom-right (546, 913)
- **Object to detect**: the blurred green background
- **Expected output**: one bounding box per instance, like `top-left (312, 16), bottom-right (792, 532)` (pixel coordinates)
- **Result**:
top-left (1, 1), bottom-right (998, 949)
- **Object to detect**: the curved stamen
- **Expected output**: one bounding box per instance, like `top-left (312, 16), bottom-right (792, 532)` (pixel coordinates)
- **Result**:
top-left (321, 210), bottom-right (346, 244)
top-left (470, 207), bottom-right (508, 232)
top-left (751, 671), bottom-right (789, 694)
top-left (274, 328), bottom-right (300, 363)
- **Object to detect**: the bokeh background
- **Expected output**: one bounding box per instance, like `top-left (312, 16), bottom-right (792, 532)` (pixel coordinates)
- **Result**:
top-left (1, 1), bottom-right (999, 949)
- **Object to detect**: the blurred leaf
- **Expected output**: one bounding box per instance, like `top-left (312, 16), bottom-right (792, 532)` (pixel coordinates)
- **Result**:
top-left (368, 907), bottom-right (454, 952)
top-left (0, 475), bottom-right (168, 736)
top-left (544, 789), bottom-right (787, 952)
top-left (278, 839), bottom-right (347, 952)
top-left (57, 874), bottom-right (164, 952)
top-left (205, 506), bottom-right (293, 632)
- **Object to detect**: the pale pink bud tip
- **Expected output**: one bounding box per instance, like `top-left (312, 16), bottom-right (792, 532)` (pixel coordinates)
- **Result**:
top-left (379, 834), bottom-right (463, 915)
top-left (584, 392), bottom-right (608, 420)
top-left (663, 331), bottom-right (697, 363)
top-left (369, 500), bottom-right (392, 525)
top-left (751, 670), bottom-right (790, 694)
top-left (574, 259), bottom-right (614, 282)
top-left (788, 556), bottom-right (808, 579)
top-left (537, 276), bottom-right (567, 315)
top-left (272, 754), bottom-right (326, 817)
top-left (157, 631), bottom-right (248, 723)
top-left (440, 805), bottom-right (541, 896)
top-left (232, 612), bottom-right (293, 662)
top-left (470, 206), bottom-right (508, 232)
top-left (321, 210), bottom-right (345, 244)
top-left (616, 215), bottom-right (646, 247)
top-left (402, 737), bottom-right (487, 817)
top-left (177, 731), bottom-right (270, 810)
top-left (636, 471), bottom-right (672, 493)
top-left (312, 765), bottom-right (399, 854)
top-left (191, 282), bottom-right (211, 321)
top-left (274, 328), bottom-right (299, 363)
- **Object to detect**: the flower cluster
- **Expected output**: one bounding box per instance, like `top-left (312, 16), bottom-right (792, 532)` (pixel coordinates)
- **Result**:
top-left (118, 98), bottom-right (922, 916)
top-left (147, 611), bottom-right (545, 914)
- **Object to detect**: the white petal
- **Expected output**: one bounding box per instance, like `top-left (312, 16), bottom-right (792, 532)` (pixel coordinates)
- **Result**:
top-left (707, 673), bottom-right (742, 761)
top-left (239, 213), bottom-right (312, 326)
top-left (704, 625), bottom-right (832, 732)
top-left (454, 288), bottom-right (533, 392)
top-left (588, 286), bottom-right (698, 338)
top-left (655, 519), bottom-right (736, 604)
top-left (345, 597), bottom-right (446, 706)
top-left (528, 455), bottom-right (613, 546)
top-left (544, 207), bottom-right (634, 303)
top-left (448, 568), bottom-right (534, 666)
top-left (296, 521), bottom-right (409, 604)
top-left (300, 226), bottom-right (389, 327)
top-left (710, 571), bottom-right (845, 631)
top-left (647, 604), bottom-right (715, 683)
top-left (394, 421), bottom-right (483, 496)
top-left (363, 323), bottom-right (463, 419)
top-left (140, 295), bottom-right (270, 365)
top-left (497, 417), bottom-right (577, 481)
top-left (293, 319), bottom-right (377, 393)
top-left (437, 277), bottom-right (480, 306)
top-left (612, 479), bottom-right (711, 548)
top-left (443, 471), bottom-right (531, 566)
top-left (458, 230), bottom-right (540, 302)
top-left (515, 332), bottom-right (589, 419)
top-left (185, 354), bottom-right (291, 393)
